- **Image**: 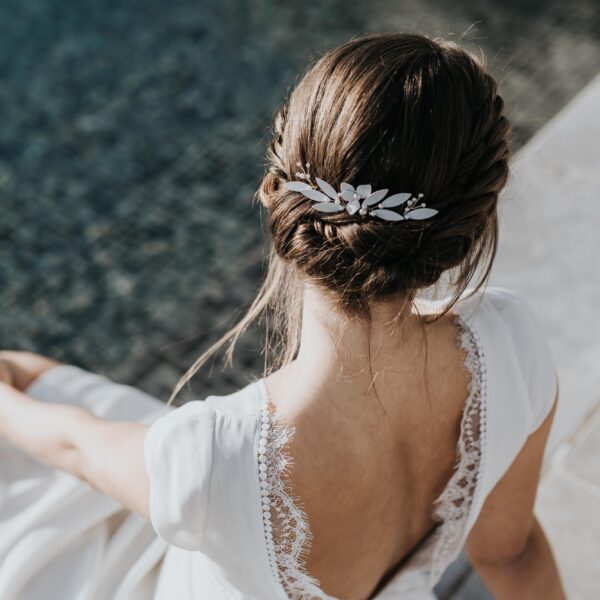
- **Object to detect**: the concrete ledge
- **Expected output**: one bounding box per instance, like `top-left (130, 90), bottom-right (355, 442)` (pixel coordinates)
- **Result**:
top-left (536, 405), bottom-right (600, 600)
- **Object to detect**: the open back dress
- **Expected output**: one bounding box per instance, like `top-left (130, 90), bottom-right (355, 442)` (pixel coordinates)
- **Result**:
top-left (0, 286), bottom-right (558, 600)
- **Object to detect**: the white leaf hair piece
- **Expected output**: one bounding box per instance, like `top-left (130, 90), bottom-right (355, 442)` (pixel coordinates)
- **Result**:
top-left (346, 198), bottom-right (361, 215)
top-left (300, 188), bottom-right (330, 203)
top-left (313, 202), bottom-right (344, 213)
top-left (283, 181), bottom-right (311, 192)
top-left (315, 177), bottom-right (339, 201)
top-left (283, 168), bottom-right (439, 223)
top-left (362, 189), bottom-right (389, 207)
top-left (371, 209), bottom-right (405, 221)
top-left (381, 192), bottom-right (411, 208)
top-left (405, 207), bottom-right (439, 220)
top-left (340, 190), bottom-right (357, 203)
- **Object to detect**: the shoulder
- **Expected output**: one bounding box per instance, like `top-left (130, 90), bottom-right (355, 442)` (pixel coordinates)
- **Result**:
top-left (476, 286), bottom-right (538, 322)
top-left (457, 286), bottom-right (552, 358)
top-left (454, 285), bottom-right (535, 322)
top-left (454, 286), bottom-right (548, 346)
top-left (457, 286), bottom-right (559, 433)
top-left (144, 400), bottom-right (217, 550)
top-left (144, 380), bottom-right (263, 551)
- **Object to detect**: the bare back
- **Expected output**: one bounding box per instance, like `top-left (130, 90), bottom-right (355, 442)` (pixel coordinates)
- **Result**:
top-left (263, 311), bottom-right (477, 599)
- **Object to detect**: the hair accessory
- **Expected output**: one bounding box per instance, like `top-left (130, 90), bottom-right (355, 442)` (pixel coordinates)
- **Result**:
top-left (282, 162), bottom-right (439, 222)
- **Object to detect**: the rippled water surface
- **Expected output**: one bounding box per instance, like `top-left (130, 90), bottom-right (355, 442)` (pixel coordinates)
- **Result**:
top-left (0, 0), bottom-right (598, 399)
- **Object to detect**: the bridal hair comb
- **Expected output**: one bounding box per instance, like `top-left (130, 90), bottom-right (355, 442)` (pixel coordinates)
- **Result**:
top-left (282, 162), bottom-right (439, 222)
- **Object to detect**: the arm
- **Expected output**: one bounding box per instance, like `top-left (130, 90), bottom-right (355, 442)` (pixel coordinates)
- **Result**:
top-left (465, 380), bottom-right (565, 600)
top-left (0, 380), bottom-right (150, 518)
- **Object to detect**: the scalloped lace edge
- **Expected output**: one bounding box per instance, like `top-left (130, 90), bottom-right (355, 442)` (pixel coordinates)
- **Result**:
top-left (258, 394), bottom-right (327, 600)
top-left (428, 313), bottom-right (485, 585)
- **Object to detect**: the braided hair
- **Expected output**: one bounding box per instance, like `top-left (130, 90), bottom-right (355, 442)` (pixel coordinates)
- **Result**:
top-left (168, 31), bottom-right (511, 404)
top-left (259, 32), bottom-right (510, 315)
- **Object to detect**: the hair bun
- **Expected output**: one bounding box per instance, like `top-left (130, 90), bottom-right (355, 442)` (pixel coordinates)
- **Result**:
top-left (257, 32), bottom-right (510, 315)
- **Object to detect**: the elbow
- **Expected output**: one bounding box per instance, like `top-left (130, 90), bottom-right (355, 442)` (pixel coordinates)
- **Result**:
top-left (57, 438), bottom-right (88, 482)
top-left (34, 435), bottom-right (87, 482)
top-left (468, 521), bottom-right (543, 573)
top-left (56, 406), bottom-right (102, 485)
top-left (469, 540), bottom-right (532, 572)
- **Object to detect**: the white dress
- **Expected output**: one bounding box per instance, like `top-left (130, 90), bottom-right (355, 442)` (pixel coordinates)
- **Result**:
top-left (0, 286), bottom-right (558, 600)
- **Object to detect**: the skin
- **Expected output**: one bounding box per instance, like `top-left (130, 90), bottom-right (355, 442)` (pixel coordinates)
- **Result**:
top-left (0, 351), bottom-right (150, 517)
top-left (0, 283), bottom-right (565, 600)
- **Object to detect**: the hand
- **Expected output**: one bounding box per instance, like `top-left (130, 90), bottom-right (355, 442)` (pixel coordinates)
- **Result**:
top-left (0, 351), bottom-right (62, 391)
top-left (0, 359), bottom-right (15, 386)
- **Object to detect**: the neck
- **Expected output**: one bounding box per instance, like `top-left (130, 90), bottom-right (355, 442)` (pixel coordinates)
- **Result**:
top-left (294, 283), bottom-right (423, 384)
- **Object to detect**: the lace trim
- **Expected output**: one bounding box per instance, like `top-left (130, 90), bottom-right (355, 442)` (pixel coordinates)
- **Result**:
top-left (256, 312), bottom-right (487, 597)
top-left (258, 390), bottom-right (326, 600)
top-left (428, 313), bottom-right (486, 584)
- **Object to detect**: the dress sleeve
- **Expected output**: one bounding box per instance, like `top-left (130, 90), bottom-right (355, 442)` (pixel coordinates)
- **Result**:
top-left (23, 364), bottom-right (165, 422)
top-left (489, 287), bottom-right (559, 433)
top-left (143, 400), bottom-right (217, 551)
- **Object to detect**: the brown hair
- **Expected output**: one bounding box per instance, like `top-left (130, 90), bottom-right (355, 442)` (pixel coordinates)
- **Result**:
top-left (167, 31), bottom-right (511, 405)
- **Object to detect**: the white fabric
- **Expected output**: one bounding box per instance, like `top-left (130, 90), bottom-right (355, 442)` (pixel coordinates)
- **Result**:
top-left (0, 286), bottom-right (558, 599)
top-left (0, 368), bottom-right (169, 600)
top-left (256, 397), bottom-right (323, 598)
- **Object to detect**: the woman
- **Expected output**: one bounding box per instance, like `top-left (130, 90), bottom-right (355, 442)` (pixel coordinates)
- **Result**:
top-left (0, 32), bottom-right (565, 599)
